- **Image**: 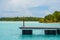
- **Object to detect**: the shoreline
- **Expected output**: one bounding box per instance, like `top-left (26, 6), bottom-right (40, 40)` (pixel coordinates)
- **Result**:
top-left (0, 21), bottom-right (60, 24)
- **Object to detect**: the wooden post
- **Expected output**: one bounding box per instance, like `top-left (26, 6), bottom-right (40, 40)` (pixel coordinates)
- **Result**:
top-left (23, 16), bottom-right (25, 27)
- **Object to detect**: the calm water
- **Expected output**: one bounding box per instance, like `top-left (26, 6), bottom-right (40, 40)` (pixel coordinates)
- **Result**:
top-left (0, 21), bottom-right (60, 40)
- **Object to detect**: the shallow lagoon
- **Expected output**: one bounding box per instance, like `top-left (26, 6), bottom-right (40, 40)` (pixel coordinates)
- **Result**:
top-left (0, 21), bottom-right (60, 40)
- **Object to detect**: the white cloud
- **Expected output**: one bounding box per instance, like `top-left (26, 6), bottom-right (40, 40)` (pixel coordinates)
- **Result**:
top-left (0, 0), bottom-right (60, 17)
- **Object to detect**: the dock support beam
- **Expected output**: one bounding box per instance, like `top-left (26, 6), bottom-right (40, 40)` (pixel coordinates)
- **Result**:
top-left (22, 30), bottom-right (32, 35)
top-left (45, 29), bottom-right (60, 35)
top-left (57, 29), bottom-right (60, 35)
top-left (45, 30), bottom-right (56, 35)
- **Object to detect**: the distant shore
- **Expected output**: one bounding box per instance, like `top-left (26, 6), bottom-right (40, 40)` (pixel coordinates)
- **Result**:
top-left (0, 11), bottom-right (60, 23)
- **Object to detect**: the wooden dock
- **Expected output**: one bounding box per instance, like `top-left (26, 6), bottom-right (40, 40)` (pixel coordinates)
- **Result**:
top-left (20, 27), bottom-right (60, 35)
top-left (19, 27), bottom-right (60, 29)
top-left (19, 18), bottom-right (60, 35)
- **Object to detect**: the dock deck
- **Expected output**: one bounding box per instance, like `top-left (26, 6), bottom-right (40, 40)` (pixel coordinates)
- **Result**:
top-left (19, 27), bottom-right (60, 29)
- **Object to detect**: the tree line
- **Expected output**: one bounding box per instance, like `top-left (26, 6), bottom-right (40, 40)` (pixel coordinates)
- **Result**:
top-left (0, 11), bottom-right (60, 23)
top-left (0, 17), bottom-right (39, 21)
top-left (39, 11), bottom-right (60, 23)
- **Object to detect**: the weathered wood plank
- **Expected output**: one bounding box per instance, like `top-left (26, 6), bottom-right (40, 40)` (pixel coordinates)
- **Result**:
top-left (19, 27), bottom-right (60, 29)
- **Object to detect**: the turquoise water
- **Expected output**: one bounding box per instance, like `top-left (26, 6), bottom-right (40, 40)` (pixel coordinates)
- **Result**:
top-left (0, 21), bottom-right (60, 40)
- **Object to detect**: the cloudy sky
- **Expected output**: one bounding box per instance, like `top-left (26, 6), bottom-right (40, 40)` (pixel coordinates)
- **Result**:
top-left (0, 0), bottom-right (60, 17)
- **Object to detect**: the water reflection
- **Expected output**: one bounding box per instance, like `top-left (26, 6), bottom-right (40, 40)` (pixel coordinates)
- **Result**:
top-left (19, 35), bottom-right (59, 40)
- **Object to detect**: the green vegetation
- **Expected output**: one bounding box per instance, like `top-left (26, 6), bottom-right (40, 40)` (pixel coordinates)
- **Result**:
top-left (0, 17), bottom-right (39, 21)
top-left (39, 11), bottom-right (60, 23)
top-left (0, 11), bottom-right (60, 23)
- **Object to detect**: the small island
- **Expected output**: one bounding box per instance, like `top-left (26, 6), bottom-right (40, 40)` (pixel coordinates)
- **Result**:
top-left (0, 11), bottom-right (60, 23)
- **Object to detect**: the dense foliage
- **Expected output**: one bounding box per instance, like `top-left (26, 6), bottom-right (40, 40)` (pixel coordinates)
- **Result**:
top-left (0, 17), bottom-right (39, 21)
top-left (39, 11), bottom-right (60, 23)
top-left (0, 11), bottom-right (60, 23)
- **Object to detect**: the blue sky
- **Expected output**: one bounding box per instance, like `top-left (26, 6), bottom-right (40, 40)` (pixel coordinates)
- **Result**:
top-left (0, 0), bottom-right (60, 17)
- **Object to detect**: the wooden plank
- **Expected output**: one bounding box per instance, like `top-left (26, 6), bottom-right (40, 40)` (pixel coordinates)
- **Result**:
top-left (19, 27), bottom-right (60, 29)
